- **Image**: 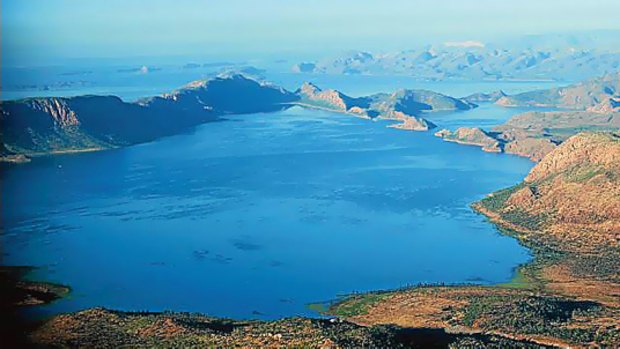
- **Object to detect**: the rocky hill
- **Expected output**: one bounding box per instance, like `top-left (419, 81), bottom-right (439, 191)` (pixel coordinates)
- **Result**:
top-left (488, 132), bottom-right (620, 253)
top-left (295, 82), bottom-right (476, 131)
top-left (434, 128), bottom-right (501, 152)
top-left (0, 74), bottom-right (297, 162)
top-left (496, 71), bottom-right (620, 111)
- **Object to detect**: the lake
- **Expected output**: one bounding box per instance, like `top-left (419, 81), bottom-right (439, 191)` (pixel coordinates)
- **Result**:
top-left (1, 102), bottom-right (534, 320)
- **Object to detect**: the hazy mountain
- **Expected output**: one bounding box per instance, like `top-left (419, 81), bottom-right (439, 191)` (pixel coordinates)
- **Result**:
top-left (294, 46), bottom-right (620, 81)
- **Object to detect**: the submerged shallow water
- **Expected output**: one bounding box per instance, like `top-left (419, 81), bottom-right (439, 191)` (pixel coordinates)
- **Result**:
top-left (1, 104), bottom-right (534, 320)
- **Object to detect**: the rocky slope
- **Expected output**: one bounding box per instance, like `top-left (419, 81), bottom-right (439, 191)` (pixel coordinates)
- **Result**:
top-left (295, 82), bottom-right (477, 131)
top-left (0, 74), bottom-right (297, 162)
top-left (481, 132), bottom-right (620, 254)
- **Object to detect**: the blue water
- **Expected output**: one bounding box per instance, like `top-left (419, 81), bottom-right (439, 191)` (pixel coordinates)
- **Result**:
top-left (1, 103), bottom-right (533, 320)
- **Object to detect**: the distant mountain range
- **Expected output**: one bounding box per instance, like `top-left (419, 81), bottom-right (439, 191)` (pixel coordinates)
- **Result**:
top-left (293, 47), bottom-right (620, 81)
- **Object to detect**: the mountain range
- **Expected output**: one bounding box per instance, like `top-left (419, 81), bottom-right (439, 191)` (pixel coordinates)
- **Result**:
top-left (293, 47), bottom-right (620, 81)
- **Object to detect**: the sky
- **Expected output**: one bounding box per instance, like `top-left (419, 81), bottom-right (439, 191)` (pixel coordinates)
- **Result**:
top-left (3, 0), bottom-right (620, 66)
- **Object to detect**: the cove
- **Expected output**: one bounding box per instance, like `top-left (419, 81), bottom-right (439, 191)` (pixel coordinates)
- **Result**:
top-left (1, 104), bottom-right (533, 320)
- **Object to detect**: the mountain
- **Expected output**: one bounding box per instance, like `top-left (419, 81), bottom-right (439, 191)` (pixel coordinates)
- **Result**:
top-left (295, 82), bottom-right (476, 131)
top-left (0, 74), bottom-right (297, 162)
top-left (293, 47), bottom-right (620, 81)
top-left (463, 90), bottom-right (507, 103)
top-left (496, 71), bottom-right (620, 110)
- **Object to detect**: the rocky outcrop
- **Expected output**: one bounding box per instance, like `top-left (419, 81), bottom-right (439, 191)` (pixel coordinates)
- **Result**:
top-left (387, 113), bottom-right (434, 131)
top-left (296, 82), bottom-right (369, 112)
top-left (0, 74), bottom-right (297, 162)
top-left (295, 83), bottom-right (476, 132)
top-left (463, 90), bottom-right (507, 104)
top-left (434, 127), bottom-right (501, 152)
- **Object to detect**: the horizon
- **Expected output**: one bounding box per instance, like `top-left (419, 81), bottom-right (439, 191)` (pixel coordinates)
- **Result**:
top-left (4, 0), bottom-right (620, 67)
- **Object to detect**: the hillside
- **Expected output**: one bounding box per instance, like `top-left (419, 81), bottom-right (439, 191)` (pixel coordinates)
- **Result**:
top-left (478, 132), bottom-right (620, 254)
top-left (0, 75), bottom-right (297, 162)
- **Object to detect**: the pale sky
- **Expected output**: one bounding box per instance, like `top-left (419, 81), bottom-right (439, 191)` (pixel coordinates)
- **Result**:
top-left (3, 0), bottom-right (620, 65)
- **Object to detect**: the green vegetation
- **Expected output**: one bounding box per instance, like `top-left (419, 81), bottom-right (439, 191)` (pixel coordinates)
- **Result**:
top-left (565, 165), bottom-right (603, 182)
top-left (328, 293), bottom-right (391, 317)
top-left (501, 208), bottom-right (548, 231)
top-left (478, 183), bottom-right (524, 212)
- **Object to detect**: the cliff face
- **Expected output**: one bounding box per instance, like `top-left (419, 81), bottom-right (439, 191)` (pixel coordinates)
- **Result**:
top-left (478, 132), bottom-right (620, 254)
top-left (0, 75), bottom-right (297, 160)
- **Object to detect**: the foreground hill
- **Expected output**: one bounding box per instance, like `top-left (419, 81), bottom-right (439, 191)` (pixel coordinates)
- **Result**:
top-left (0, 74), bottom-right (297, 162)
top-left (478, 132), bottom-right (620, 254)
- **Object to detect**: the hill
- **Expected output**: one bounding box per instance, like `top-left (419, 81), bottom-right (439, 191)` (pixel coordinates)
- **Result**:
top-left (0, 75), bottom-right (297, 162)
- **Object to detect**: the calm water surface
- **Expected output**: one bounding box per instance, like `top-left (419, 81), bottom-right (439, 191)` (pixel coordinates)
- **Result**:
top-left (1, 103), bottom-right (534, 319)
